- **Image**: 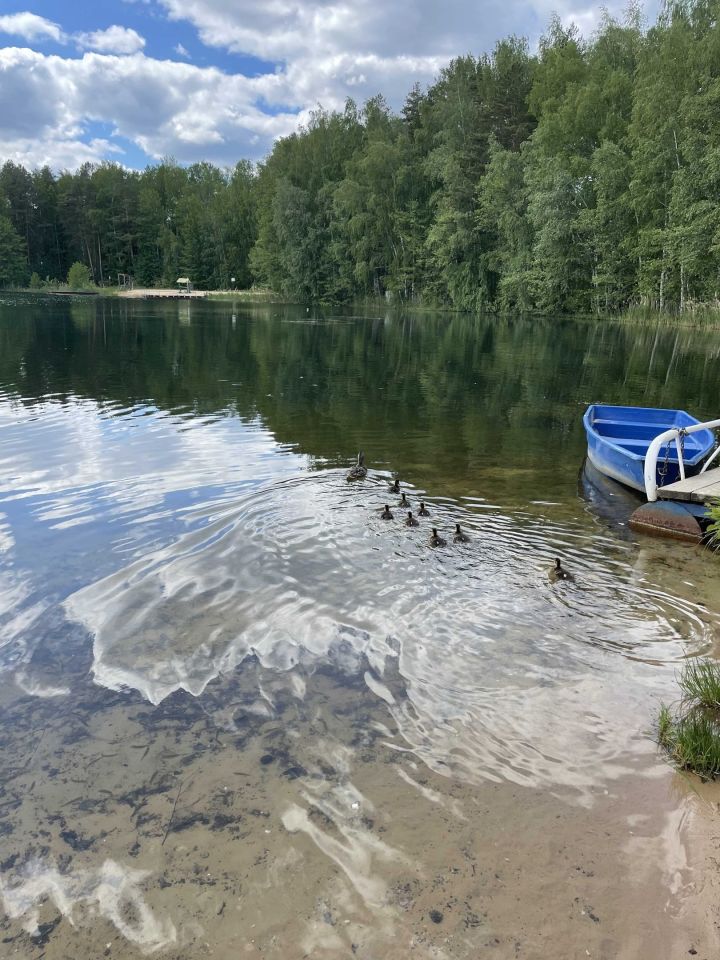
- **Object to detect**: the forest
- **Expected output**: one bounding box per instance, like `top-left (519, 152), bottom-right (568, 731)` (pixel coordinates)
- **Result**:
top-left (1, 0), bottom-right (720, 314)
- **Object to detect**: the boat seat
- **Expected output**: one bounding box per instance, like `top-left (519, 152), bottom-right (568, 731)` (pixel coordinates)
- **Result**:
top-left (603, 436), bottom-right (704, 454)
top-left (592, 418), bottom-right (681, 429)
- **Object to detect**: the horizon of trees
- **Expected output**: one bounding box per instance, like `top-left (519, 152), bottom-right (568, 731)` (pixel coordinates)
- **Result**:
top-left (2, 0), bottom-right (720, 314)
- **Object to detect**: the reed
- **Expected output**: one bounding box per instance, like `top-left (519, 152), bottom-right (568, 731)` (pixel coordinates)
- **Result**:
top-left (622, 304), bottom-right (720, 328)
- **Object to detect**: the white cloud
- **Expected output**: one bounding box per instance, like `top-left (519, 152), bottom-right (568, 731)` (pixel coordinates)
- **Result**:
top-left (0, 47), bottom-right (305, 168)
top-left (0, 14), bottom-right (147, 57)
top-left (153, 0), bottom-right (635, 115)
top-left (156, 0), bottom-right (628, 63)
top-left (76, 25), bottom-right (146, 55)
top-left (1, 135), bottom-right (123, 171)
top-left (0, 11), bottom-right (65, 43)
top-left (0, 0), bottom-right (650, 169)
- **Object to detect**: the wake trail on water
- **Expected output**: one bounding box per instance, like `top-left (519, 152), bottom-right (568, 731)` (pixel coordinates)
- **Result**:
top-left (62, 468), bottom-right (720, 798)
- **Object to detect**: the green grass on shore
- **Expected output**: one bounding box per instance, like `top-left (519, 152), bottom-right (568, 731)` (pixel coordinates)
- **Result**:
top-left (621, 304), bottom-right (720, 327)
top-left (708, 504), bottom-right (720, 549)
top-left (658, 658), bottom-right (720, 778)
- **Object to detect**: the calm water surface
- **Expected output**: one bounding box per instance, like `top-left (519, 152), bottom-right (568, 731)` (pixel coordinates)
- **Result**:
top-left (1, 296), bottom-right (719, 958)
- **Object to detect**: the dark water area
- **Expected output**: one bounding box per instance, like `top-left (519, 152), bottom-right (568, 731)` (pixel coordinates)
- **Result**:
top-left (0, 295), bottom-right (719, 958)
top-left (2, 297), bottom-right (718, 499)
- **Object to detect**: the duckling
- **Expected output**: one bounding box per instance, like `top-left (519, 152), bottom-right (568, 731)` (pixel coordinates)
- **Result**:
top-left (429, 528), bottom-right (446, 548)
top-left (453, 523), bottom-right (469, 543)
top-left (381, 504), bottom-right (394, 520)
top-left (418, 502), bottom-right (430, 517)
top-left (405, 510), bottom-right (419, 527)
top-left (388, 477), bottom-right (400, 494)
top-left (398, 492), bottom-right (410, 510)
top-left (347, 451), bottom-right (367, 481)
top-left (549, 557), bottom-right (574, 582)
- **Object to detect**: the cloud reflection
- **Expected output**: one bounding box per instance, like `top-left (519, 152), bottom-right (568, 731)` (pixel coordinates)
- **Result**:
top-left (0, 859), bottom-right (176, 954)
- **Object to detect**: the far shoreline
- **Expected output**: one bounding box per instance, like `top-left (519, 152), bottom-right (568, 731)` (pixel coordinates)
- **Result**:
top-left (6, 287), bottom-right (720, 328)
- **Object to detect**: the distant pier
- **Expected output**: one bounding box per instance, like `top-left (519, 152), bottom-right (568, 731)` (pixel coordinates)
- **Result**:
top-left (118, 288), bottom-right (209, 300)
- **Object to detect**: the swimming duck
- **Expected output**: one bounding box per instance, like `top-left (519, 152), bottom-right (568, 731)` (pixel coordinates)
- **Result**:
top-left (429, 528), bottom-right (446, 548)
top-left (453, 523), bottom-right (469, 543)
top-left (399, 493), bottom-right (410, 509)
top-left (381, 505), bottom-right (394, 520)
top-left (347, 451), bottom-right (367, 481)
top-left (549, 557), bottom-right (574, 582)
top-left (418, 502), bottom-right (430, 517)
top-left (388, 478), bottom-right (400, 494)
top-left (405, 511), bottom-right (419, 527)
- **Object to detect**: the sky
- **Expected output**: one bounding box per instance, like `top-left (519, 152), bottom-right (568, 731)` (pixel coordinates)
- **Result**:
top-left (0, 0), bottom-right (655, 171)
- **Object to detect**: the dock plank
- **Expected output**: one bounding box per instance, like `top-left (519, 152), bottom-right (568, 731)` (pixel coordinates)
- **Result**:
top-left (657, 466), bottom-right (720, 503)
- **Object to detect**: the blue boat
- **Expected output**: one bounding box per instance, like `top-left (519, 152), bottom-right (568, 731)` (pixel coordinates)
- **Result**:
top-left (583, 404), bottom-right (716, 493)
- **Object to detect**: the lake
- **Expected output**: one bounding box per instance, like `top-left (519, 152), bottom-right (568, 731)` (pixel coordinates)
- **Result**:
top-left (1, 295), bottom-right (719, 958)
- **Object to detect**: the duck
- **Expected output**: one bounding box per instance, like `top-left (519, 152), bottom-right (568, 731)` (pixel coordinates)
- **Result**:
top-left (453, 523), bottom-right (469, 543)
top-left (549, 557), bottom-right (574, 582)
top-left (418, 502), bottom-right (430, 517)
top-left (405, 511), bottom-right (419, 527)
top-left (398, 493), bottom-right (410, 509)
top-left (388, 477), bottom-right (401, 494)
top-left (381, 505), bottom-right (394, 520)
top-left (347, 451), bottom-right (367, 481)
top-left (429, 528), bottom-right (446, 548)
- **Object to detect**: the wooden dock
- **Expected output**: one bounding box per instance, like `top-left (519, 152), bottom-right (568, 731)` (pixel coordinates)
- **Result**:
top-left (656, 466), bottom-right (720, 504)
top-left (118, 288), bottom-right (208, 299)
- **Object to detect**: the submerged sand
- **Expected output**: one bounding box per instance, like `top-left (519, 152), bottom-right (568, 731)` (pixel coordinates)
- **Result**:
top-left (1, 657), bottom-right (719, 960)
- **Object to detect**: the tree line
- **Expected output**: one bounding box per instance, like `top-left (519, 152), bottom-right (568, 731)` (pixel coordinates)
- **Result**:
top-left (2, 0), bottom-right (720, 313)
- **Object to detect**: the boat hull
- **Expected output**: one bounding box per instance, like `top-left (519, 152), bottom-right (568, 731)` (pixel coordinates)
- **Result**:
top-left (586, 441), bottom-right (647, 492)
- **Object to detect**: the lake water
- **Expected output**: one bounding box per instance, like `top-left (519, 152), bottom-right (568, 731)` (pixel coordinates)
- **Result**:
top-left (1, 296), bottom-right (719, 958)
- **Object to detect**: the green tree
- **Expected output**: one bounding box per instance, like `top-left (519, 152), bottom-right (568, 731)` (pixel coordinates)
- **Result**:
top-left (67, 261), bottom-right (93, 289)
top-left (0, 215), bottom-right (27, 287)
top-left (477, 137), bottom-right (534, 311)
top-left (251, 103), bottom-right (362, 299)
top-left (224, 160), bottom-right (256, 288)
top-left (628, 2), bottom-right (696, 307)
top-left (425, 40), bottom-right (535, 309)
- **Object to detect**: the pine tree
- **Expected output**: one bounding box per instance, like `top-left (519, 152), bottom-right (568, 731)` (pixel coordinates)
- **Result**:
top-left (0, 215), bottom-right (27, 287)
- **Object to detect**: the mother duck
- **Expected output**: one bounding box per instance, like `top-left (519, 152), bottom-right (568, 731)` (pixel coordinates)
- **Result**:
top-left (347, 451), bottom-right (367, 481)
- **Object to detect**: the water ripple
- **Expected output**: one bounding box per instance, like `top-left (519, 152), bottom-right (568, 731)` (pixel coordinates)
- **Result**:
top-left (62, 468), bottom-right (720, 799)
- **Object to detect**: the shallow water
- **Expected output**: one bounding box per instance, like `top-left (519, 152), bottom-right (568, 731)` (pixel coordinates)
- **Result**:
top-left (1, 296), bottom-right (719, 958)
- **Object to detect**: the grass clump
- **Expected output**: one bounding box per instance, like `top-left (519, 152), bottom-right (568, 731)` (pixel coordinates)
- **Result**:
top-left (658, 658), bottom-right (720, 778)
top-left (679, 658), bottom-right (720, 710)
top-left (657, 703), bottom-right (674, 748)
top-left (708, 502), bottom-right (720, 550)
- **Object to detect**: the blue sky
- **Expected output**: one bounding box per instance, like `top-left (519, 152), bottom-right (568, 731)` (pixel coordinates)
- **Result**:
top-left (0, 0), bottom-right (656, 171)
top-left (19, 0), bottom-right (279, 73)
